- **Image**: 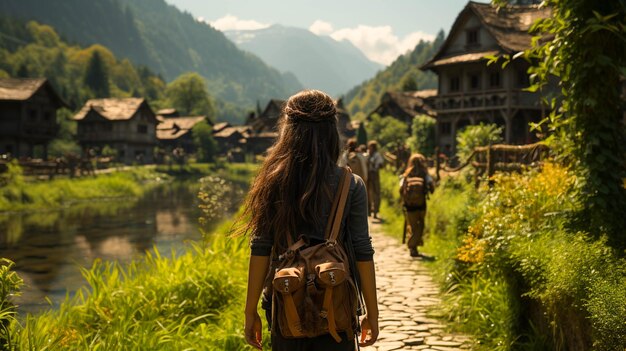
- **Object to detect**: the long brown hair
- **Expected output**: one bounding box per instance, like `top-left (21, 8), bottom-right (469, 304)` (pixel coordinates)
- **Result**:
top-left (403, 153), bottom-right (427, 178)
top-left (239, 90), bottom-right (341, 250)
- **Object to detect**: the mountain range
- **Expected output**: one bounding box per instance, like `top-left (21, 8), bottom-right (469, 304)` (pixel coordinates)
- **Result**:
top-left (225, 25), bottom-right (383, 97)
top-left (0, 0), bottom-right (302, 113)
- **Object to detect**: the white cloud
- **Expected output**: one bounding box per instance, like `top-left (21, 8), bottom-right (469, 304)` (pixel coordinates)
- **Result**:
top-left (309, 20), bottom-right (334, 36)
top-left (311, 21), bottom-right (435, 66)
top-left (204, 15), bottom-right (270, 31)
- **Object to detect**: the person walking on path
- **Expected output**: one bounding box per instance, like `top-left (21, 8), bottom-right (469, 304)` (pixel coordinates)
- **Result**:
top-left (241, 90), bottom-right (379, 350)
top-left (400, 154), bottom-right (434, 257)
top-left (367, 140), bottom-right (385, 219)
top-left (338, 138), bottom-right (369, 185)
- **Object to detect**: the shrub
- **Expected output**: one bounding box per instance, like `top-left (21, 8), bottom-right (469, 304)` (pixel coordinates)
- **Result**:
top-left (455, 123), bottom-right (503, 162)
top-left (365, 114), bottom-right (409, 150)
top-left (408, 115), bottom-right (436, 157)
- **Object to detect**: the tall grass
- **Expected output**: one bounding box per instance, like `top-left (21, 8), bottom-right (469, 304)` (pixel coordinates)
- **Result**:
top-left (0, 162), bottom-right (261, 350)
top-left (400, 163), bottom-right (626, 351)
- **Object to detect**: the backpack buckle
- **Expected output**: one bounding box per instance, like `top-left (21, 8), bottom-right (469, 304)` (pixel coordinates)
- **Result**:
top-left (325, 240), bottom-right (337, 248)
top-left (279, 250), bottom-right (295, 261)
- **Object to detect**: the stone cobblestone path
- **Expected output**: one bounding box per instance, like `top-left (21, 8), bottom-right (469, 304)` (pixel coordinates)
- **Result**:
top-left (361, 219), bottom-right (474, 351)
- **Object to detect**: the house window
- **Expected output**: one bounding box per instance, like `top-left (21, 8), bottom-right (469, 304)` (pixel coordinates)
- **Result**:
top-left (467, 29), bottom-right (479, 45)
top-left (137, 125), bottom-right (148, 134)
top-left (469, 73), bottom-right (481, 90)
top-left (489, 72), bottom-right (501, 88)
top-left (518, 69), bottom-right (530, 88)
top-left (28, 109), bottom-right (37, 121)
top-left (440, 122), bottom-right (452, 136)
top-left (43, 112), bottom-right (52, 122)
top-left (102, 123), bottom-right (113, 132)
top-left (450, 76), bottom-right (460, 92)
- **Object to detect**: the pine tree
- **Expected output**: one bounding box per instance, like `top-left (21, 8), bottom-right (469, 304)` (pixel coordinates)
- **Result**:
top-left (84, 51), bottom-right (110, 98)
top-left (356, 122), bottom-right (368, 147)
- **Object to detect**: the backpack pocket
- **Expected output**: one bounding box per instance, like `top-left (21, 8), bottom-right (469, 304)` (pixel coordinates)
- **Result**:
top-left (273, 267), bottom-right (304, 293)
top-left (315, 262), bottom-right (346, 287)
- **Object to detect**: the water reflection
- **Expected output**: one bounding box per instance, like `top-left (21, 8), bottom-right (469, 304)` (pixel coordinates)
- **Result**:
top-left (0, 180), bottom-right (233, 315)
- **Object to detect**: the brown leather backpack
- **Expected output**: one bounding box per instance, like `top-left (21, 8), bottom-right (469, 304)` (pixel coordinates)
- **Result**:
top-left (401, 176), bottom-right (426, 209)
top-left (270, 168), bottom-right (358, 343)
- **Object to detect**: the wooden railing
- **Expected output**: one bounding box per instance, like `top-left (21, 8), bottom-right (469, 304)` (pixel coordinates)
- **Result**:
top-left (438, 142), bottom-right (550, 186)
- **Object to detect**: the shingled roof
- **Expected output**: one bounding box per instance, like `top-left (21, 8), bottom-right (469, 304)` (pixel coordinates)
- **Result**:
top-left (0, 77), bottom-right (67, 106)
top-left (74, 98), bottom-right (149, 121)
top-left (374, 90), bottom-right (437, 118)
top-left (422, 1), bottom-right (551, 69)
top-left (156, 116), bottom-right (206, 140)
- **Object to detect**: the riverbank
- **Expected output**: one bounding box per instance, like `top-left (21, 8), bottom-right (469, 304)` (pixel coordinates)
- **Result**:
top-left (0, 162), bottom-right (254, 213)
top-left (1, 162), bottom-right (259, 350)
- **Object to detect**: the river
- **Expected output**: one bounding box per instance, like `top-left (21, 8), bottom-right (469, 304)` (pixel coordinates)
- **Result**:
top-left (0, 179), bottom-right (239, 315)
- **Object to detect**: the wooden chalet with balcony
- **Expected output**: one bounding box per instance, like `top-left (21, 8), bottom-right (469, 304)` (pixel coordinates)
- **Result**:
top-left (74, 98), bottom-right (158, 164)
top-left (0, 78), bottom-right (67, 159)
top-left (421, 1), bottom-right (551, 155)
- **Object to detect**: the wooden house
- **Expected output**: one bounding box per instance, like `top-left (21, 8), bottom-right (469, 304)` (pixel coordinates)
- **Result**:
top-left (368, 90), bottom-right (437, 130)
top-left (421, 1), bottom-right (552, 155)
top-left (246, 99), bottom-right (285, 134)
top-left (74, 98), bottom-right (158, 164)
top-left (0, 78), bottom-right (66, 159)
top-left (336, 98), bottom-right (356, 139)
top-left (213, 125), bottom-right (252, 154)
top-left (156, 116), bottom-right (206, 153)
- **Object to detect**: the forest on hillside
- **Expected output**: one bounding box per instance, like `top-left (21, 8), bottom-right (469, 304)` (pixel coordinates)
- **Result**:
top-left (344, 31), bottom-right (445, 119)
top-left (0, 0), bottom-right (302, 119)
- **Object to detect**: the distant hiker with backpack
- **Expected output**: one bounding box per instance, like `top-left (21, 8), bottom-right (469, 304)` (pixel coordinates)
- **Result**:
top-left (242, 90), bottom-right (379, 350)
top-left (338, 138), bottom-right (368, 184)
top-left (367, 141), bottom-right (385, 219)
top-left (400, 154), bottom-right (434, 257)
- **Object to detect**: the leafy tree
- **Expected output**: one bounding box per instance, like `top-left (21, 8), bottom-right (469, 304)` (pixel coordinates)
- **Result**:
top-left (401, 74), bottom-right (418, 92)
top-left (49, 108), bottom-right (80, 158)
top-left (83, 50), bottom-right (110, 98)
top-left (166, 73), bottom-right (214, 118)
top-left (497, 0), bottom-right (626, 245)
top-left (408, 115), bottom-right (436, 156)
top-left (365, 114), bottom-right (409, 150)
top-left (455, 123), bottom-right (503, 162)
top-left (192, 120), bottom-right (217, 163)
top-left (356, 122), bottom-right (368, 147)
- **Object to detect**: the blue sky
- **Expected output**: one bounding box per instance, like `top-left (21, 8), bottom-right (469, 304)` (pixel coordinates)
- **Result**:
top-left (165, 0), bottom-right (490, 65)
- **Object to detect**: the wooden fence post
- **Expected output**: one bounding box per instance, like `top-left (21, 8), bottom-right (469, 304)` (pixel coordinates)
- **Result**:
top-left (487, 145), bottom-right (495, 187)
top-left (434, 146), bottom-right (441, 182)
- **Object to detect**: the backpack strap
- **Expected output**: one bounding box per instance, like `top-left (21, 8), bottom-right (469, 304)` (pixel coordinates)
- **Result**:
top-left (324, 168), bottom-right (352, 241)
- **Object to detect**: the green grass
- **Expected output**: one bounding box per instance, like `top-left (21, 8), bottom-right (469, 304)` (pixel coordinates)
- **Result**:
top-left (0, 166), bottom-right (165, 212)
top-left (379, 163), bottom-right (626, 351)
top-left (1, 163), bottom-right (261, 350)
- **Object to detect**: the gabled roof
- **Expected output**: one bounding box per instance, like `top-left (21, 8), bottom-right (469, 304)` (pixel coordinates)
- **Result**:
top-left (74, 98), bottom-right (150, 121)
top-left (156, 116), bottom-right (206, 140)
top-left (471, 2), bottom-right (550, 52)
top-left (422, 1), bottom-right (550, 69)
top-left (214, 126), bottom-right (252, 139)
top-left (156, 108), bottom-right (178, 117)
top-left (212, 121), bottom-right (231, 134)
top-left (0, 78), bottom-right (67, 107)
top-left (376, 90), bottom-right (436, 118)
top-left (259, 99), bottom-right (285, 119)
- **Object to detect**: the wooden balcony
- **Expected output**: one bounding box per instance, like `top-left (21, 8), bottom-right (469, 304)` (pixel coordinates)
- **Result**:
top-left (433, 89), bottom-right (542, 113)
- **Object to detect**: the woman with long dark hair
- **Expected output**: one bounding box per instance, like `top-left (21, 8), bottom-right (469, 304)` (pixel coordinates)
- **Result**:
top-left (400, 154), bottom-right (434, 257)
top-left (241, 90), bottom-right (379, 350)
